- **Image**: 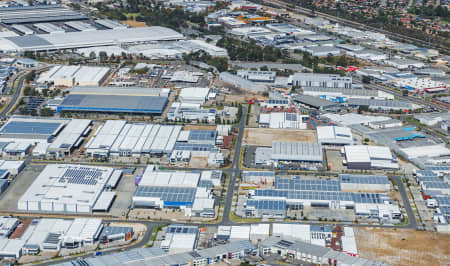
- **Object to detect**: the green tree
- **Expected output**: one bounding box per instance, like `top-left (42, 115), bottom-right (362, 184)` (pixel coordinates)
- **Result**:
top-left (362, 76), bottom-right (371, 84)
top-left (40, 107), bottom-right (54, 116)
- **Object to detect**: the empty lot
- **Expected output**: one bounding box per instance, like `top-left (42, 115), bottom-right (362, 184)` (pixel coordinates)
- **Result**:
top-left (355, 227), bottom-right (450, 266)
top-left (243, 128), bottom-right (317, 147)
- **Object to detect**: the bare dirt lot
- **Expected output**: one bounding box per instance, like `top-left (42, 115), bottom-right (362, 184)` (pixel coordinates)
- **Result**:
top-left (121, 20), bottom-right (147, 27)
top-left (355, 227), bottom-right (450, 266)
top-left (224, 94), bottom-right (269, 103)
top-left (243, 128), bottom-right (317, 147)
top-left (189, 156), bottom-right (208, 168)
top-left (183, 125), bottom-right (217, 131)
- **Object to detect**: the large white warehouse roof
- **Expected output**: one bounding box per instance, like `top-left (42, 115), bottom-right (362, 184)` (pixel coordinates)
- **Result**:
top-left (18, 164), bottom-right (114, 213)
top-left (0, 26), bottom-right (184, 52)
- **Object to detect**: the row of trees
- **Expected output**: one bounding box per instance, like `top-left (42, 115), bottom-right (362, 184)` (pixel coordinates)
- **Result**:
top-left (216, 37), bottom-right (288, 62)
top-left (182, 50), bottom-right (228, 72)
top-left (95, 2), bottom-right (205, 32)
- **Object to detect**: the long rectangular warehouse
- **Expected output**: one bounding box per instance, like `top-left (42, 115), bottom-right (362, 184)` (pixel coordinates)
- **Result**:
top-left (18, 164), bottom-right (114, 213)
top-left (0, 5), bottom-right (88, 24)
top-left (95, 19), bottom-right (127, 30)
top-left (37, 65), bottom-right (110, 86)
top-left (34, 23), bottom-right (65, 34)
top-left (0, 26), bottom-right (184, 52)
top-left (64, 21), bottom-right (96, 32)
top-left (85, 121), bottom-right (182, 158)
top-left (271, 141), bottom-right (323, 162)
top-left (57, 87), bottom-right (169, 115)
top-left (0, 117), bottom-right (66, 143)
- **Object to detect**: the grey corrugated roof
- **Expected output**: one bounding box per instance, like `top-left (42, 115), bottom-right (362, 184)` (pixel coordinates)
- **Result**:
top-left (6, 35), bottom-right (52, 49)
top-left (58, 95), bottom-right (167, 114)
top-left (293, 95), bottom-right (340, 108)
top-left (348, 98), bottom-right (412, 108)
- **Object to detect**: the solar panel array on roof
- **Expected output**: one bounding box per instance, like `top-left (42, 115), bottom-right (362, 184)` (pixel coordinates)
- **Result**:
top-left (0, 121), bottom-right (61, 135)
top-left (436, 196), bottom-right (450, 206)
top-left (198, 180), bottom-right (213, 190)
top-left (424, 165), bottom-right (450, 171)
top-left (173, 143), bottom-right (218, 152)
top-left (422, 181), bottom-right (450, 189)
top-left (275, 177), bottom-right (341, 191)
top-left (188, 130), bottom-right (217, 141)
top-left (166, 224), bottom-right (198, 234)
top-left (338, 174), bottom-right (389, 185)
top-left (266, 99), bottom-right (288, 105)
top-left (254, 189), bottom-right (389, 204)
top-left (415, 170), bottom-right (437, 177)
top-left (61, 168), bottom-right (103, 185)
top-left (134, 186), bottom-right (196, 206)
top-left (284, 113), bottom-right (298, 121)
top-left (417, 176), bottom-right (441, 182)
top-left (247, 199), bottom-right (286, 211)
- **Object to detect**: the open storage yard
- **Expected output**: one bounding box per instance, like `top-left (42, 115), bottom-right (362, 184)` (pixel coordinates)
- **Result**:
top-left (243, 128), bottom-right (317, 146)
top-left (355, 227), bottom-right (450, 266)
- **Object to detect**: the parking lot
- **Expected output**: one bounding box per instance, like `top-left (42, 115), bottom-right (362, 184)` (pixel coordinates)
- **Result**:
top-left (0, 164), bottom-right (45, 212)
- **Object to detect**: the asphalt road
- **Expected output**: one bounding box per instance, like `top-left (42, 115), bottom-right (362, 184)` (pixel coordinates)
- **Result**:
top-left (0, 72), bottom-right (25, 119)
top-left (221, 106), bottom-right (247, 225)
top-left (15, 105), bottom-right (419, 265)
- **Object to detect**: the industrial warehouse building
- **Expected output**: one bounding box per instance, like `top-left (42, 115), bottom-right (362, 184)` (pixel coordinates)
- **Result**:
top-left (242, 171), bottom-right (276, 185)
top-left (57, 87), bottom-right (168, 115)
top-left (178, 87), bottom-right (210, 104)
top-left (302, 87), bottom-right (394, 102)
top-left (343, 145), bottom-right (398, 170)
top-left (259, 113), bottom-right (307, 129)
top-left (339, 174), bottom-right (390, 192)
top-left (46, 119), bottom-right (91, 158)
top-left (290, 73), bottom-right (352, 88)
top-left (0, 117), bottom-right (65, 143)
top-left (0, 26), bottom-right (184, 52)
top-left (18, 164), bottom-right (118, 213)
top-left (293, 95), bottom-right (341, 111)
top-left (37, 65), bottom-right (110, 87)
top-left (58, 240), bottom-right (257, 266)
top-left (271, 141), bottom-right (323, 163)
top-left (244, 176), bottom-right (400, 220)
top-left (316, 126), bottom-right (353, 146)
top-left (347, 98), bottom-right (419, 111)
top-left (85, 121), bottom-right (182, 158)
top-left (0, 5), bottom-right (88, 24)
top-left (167, 102), bottom-right (216, 123)
top-left (160, 225), bottom-right (198, 253)
top-left (0, 217), bottom-right (106, 259)
top-left (132, 166), bottom-right (217, 217)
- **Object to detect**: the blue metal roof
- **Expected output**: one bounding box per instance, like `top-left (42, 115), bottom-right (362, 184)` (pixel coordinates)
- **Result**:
top-left (275, 177), bottom-right (341, 191)
top-left (254, 189), bottom-right (390, 204)
top-left (58, 95), bottom-right (168, 114)
top-left (247, 199), bottom-right (286, 211)
top-left (173, 143), bottom-right (217, 152)
top-left (0, 121), bottom-right (61, 135)
top-left (188, 130), bottom-right (217, 141)
top-left (166, 224), bottom-right (198, 234)
top-left (339, 174), bottom-right (389, 185)
top-left (134, 186), bottom-right (196, 206)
